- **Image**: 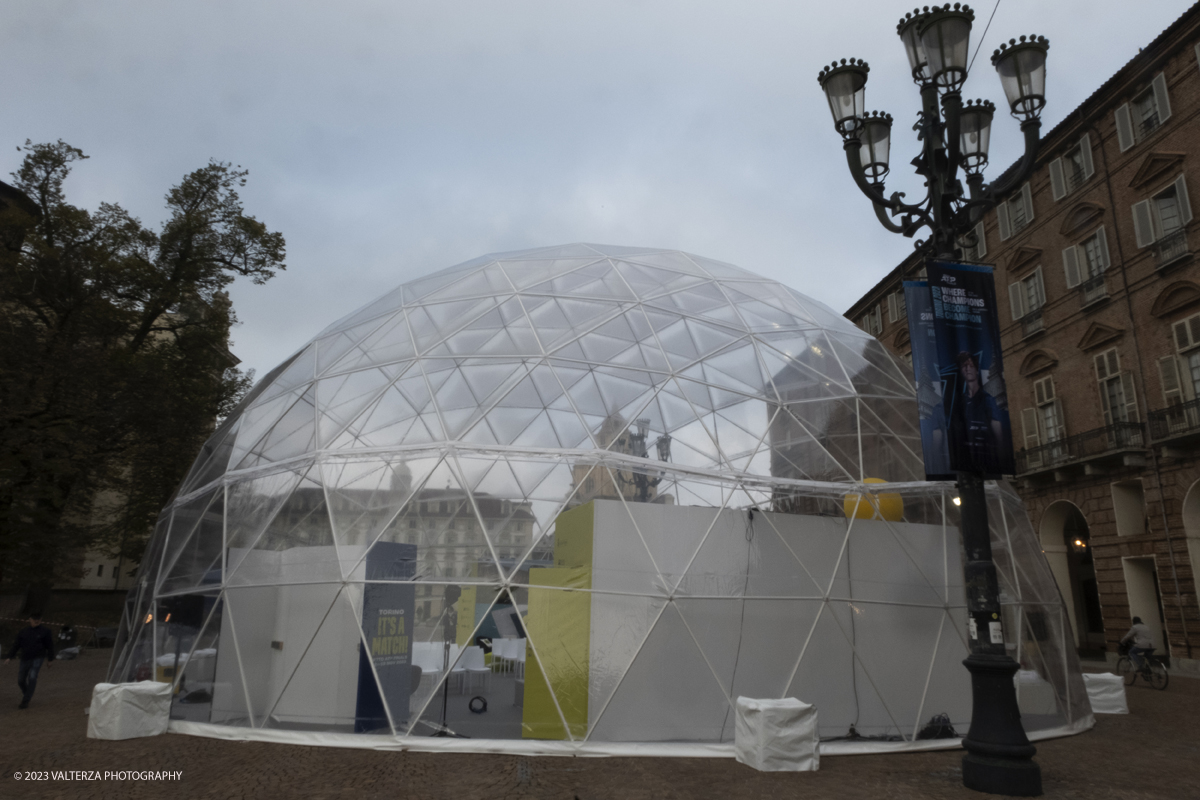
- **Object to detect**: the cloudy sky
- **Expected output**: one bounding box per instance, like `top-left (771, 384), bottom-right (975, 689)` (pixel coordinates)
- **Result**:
top-left (4, 0), bottom-right (1189, 378)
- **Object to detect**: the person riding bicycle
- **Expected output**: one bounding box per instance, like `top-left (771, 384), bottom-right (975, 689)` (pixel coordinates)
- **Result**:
top-left (1120, 616), bottom-right (1153, 673)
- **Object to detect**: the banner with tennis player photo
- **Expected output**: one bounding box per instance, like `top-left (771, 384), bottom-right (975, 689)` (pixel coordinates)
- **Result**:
top-left (905, 262), bottom-right (1015, 478)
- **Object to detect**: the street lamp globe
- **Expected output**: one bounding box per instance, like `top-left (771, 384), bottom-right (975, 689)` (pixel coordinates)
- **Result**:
top-left (818, 59), bottom-right (870, 136)
top-left (992, 35), bottom-right (1050, 119)
top-left (860, 111), bottom-right (894, 181)
top-left (918, 4), bottom-right (975, 92)
top-left (897, 9), bottom-right (932, 84)
top-left (958, 99), bottom-right (995, 173)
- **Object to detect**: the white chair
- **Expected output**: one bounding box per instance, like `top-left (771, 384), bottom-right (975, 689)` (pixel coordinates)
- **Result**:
top-left (462, 646), bottom-right (490, 693)
top-left (412, 641), bottom-right (445, 676)
top-left (446, 644), bottom-right (469, 693)
top-left (514, 638), bottom-right (526, 679)
top-left (492, 639), bottom-right (511, 673)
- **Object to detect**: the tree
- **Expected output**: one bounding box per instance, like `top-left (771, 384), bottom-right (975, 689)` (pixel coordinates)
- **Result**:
top-left (0, 141), bottom-right (285, 610)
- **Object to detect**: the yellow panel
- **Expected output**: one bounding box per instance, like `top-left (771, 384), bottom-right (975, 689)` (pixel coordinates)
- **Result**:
top-left (456, 585), bottom-right (477, 647)
top-left (523, 502), bottom-right (594, 740)
top-left (553, 501), bottom-right (594, 569)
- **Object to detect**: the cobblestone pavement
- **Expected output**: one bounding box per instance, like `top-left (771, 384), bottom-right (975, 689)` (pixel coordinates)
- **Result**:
top-left (1, 654), bottom-right (1196, 800)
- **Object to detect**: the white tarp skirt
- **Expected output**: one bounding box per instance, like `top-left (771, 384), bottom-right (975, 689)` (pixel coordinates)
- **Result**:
top-left (88, 681), bottom-right (173, 740)
top-left (1082, 673), bottom-right (1128, 714)
top-left (732, 697), bottom-right (818, 771)
top-left (167, 714), bottom-right (1092, 757)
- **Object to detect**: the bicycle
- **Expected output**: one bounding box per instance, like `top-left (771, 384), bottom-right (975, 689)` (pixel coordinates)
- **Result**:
top-left (1116, 645), bottom-right (1169, 690)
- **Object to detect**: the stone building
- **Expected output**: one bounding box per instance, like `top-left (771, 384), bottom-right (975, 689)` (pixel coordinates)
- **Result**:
top-left (568, 413), bottom-right (672, 506)
top-left (845, 5), bottom-right (1200, 672)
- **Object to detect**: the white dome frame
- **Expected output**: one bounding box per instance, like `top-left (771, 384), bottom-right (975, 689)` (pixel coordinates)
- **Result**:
top-left (108, 245), bottom-right (1091, 756)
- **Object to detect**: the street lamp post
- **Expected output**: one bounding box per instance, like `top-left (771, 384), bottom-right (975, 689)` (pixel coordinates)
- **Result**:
top-left (616, 418), bottom-right (672, 503)
top-left (817, 5), bottom-right (1050, 797)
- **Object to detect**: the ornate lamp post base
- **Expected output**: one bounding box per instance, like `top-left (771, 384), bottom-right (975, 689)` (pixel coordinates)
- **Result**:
top-left (961, 653), bottom-right (1042, 796)
top-left (957, 472), bottom-right (1042, 796)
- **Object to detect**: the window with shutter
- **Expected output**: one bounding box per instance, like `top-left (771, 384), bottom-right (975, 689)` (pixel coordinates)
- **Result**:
top-left (1081, 227), bottom-right (1110, 277)
top-left (1173, 312), bottom-right (1200, 352)
top-left (960, 220), bottom-right (987, 260)
top-left (888, 292), bottom-right (899, 323)
top-left (1021, 407), bottom-right (1041, 450)
top-left (1009, 268), bottom-right (1044, 330)
top-left (1095, 348), bottom-right (1120, 381)
top-left (1053, 136), bottom-right (1094, 200)
top-left (1094, 348), bottom-right (1136, 425)
top-left (1182, 351), bottom-right (1200, 402)
top-left (1080, 133), bottom-right (1095, 180)
top-left (1132, 200), bottom-right (1155, 247)
top-left (1009, 282), bottom-right (1025, 321)
top-left (1152, 72), bottom-right (1172, 123)
top-left (1034, 376), bottom-right (1065, 443)
top-left (1134, 175), bottom-right (1193, 261)
top-left (1026, 268), bottom-right (1045, 311)
top-left (862, 305), bottom-right (883, 336)
top-left (1115, 104), bottom-right (1135, 152)
top-left (1120, 372), bottom-right (1139, 422)
top-left (1173, 173), bottom-right (1192, 227)
top-left (1062, 245), bottom-right (1082, 288)
top-left (1159, 355), bottom-right (1186, 405)
top-left (1034, 376), bottom-right (1053, 405)
top-left (1133, 85), bottom-right (1161, 139)
top-left (1154, 190), bottom-right (1182, 236)
top-left (1001, 186), bottom-right (1033, 236)
top-left (1050, 158), bottom-right (1066, 201)
top-left (1175, 318), bottom-right (1192, 351)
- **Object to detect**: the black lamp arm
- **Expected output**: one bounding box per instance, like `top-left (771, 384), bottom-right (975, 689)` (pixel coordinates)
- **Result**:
top-left (844, 137), bottom-right (930, 230)
top-left (873, 200), bottom-right (907, 234)
top-left (971, 117), bottom-right (1042, 208)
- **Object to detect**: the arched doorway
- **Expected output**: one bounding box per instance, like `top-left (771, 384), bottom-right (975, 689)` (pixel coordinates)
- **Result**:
top-left (1182, 482), bottom-right (1200, 627)
top-left (1039, 501), bottom-right (1105, 654)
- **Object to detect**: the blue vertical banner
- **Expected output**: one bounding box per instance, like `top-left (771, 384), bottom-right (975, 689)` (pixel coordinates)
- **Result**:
top-left (355, 541), bottom-right (417, 733)
top-left (904, 280), bottom-right (953, 479)
top-left (923, 261), bottom-right (1015, 477)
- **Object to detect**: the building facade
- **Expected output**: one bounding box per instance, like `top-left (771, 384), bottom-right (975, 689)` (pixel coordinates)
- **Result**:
top-left (846, 5), bottom-right (1200, 671)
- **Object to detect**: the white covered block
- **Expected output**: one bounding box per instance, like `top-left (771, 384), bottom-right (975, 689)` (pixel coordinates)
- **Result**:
top-left (1082, 673), bottom-right (1128, 714)
top-left (733, 697), bottom-right (819, 772)
top-left (1014, 669), bottom-right (1058, 715)
top-left (87, 681), bottom-right (173, 740)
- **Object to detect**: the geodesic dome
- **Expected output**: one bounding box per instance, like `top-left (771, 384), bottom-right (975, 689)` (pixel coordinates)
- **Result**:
top-left (109, 244), bottom-right (1091, 755)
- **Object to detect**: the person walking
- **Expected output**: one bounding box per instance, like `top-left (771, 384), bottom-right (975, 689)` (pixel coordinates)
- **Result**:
top-left (3, 613), bottom-right (55, 709)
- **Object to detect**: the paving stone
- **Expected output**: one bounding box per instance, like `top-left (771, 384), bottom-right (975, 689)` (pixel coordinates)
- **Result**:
top-left (1, 654), bottom-right (1196, 799)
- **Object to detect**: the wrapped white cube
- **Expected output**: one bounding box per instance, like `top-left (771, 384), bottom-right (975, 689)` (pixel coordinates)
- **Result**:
top-left (87, 681), bottom-right (173, 740)
top-left (733, 697), bottom-right (819, 772)
top-left (1082, 673), bottom-right (1128, 714)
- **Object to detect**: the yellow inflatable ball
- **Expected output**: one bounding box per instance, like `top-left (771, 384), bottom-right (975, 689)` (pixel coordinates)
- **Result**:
top-left (843, 478), bottom-right (904, 521)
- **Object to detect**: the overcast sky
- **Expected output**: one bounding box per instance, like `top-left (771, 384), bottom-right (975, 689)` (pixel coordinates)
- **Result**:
top-left (4, 0), bottom-right (1190, 378)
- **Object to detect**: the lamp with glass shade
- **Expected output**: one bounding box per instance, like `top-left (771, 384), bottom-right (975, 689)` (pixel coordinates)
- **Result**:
top-left (993, 35), bottom-right (1050, 119)
top-left (815, 5), bottom-right (1052, 797)
top-left (919, 3), bottom-right (975, 92)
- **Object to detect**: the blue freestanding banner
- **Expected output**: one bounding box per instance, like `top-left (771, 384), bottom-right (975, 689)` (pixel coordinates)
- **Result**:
top-left (355, 541), bottom-right (417, 733)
